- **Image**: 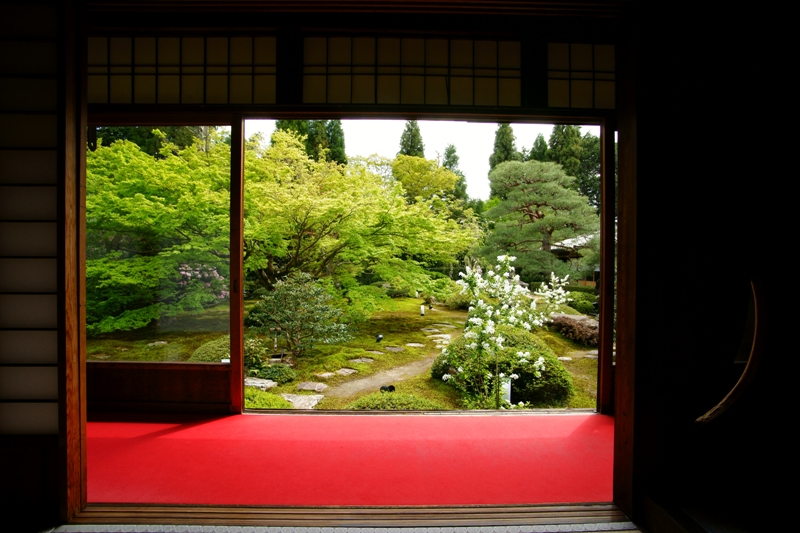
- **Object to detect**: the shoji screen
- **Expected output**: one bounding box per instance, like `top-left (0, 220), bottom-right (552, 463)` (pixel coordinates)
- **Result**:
top-left (0, 4), bottom-right (60, 435)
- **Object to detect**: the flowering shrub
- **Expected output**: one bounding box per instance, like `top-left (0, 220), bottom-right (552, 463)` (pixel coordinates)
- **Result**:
top-left (439, 256), bottom-right (571, 408)
top-left (433, 324), bottom-right (574, 408)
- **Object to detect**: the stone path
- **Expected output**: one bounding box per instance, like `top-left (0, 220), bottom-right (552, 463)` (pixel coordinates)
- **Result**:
top-left (249, 323), bottom-right (464, 408)
top-left (324, 356), bottom-right (438, 398)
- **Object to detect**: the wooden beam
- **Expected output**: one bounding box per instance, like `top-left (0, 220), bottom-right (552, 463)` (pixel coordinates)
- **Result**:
top-left (229, 114), bottom-right (244, 414)
top-left (612, 36), bottom-right (637, 518)
top-left (597, 117), bottom-right (615, 414)
top-left (58, 0), bottom-right (87, 522)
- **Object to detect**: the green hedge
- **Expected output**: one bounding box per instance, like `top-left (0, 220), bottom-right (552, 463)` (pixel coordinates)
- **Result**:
top-left (347, 392), bottom-right (447, 410)
top-left (188, 335), bottom-right (229, 362)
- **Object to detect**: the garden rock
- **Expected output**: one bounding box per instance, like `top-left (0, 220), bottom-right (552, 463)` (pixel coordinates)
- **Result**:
top-left (315, 372), bottom-right (335, 379)
top-left (348, 357), bottom-right (374, 364)
top-left (385, 346), bottom-right (404, 352)
top-left (244, 377), bottom-right (278, 391)
top-left (336, 368), bottom-right (357, 376)
top-left (405, 343), bottom-right (425, 347)
top-left (297, 382), bottom-right (328, 392)
top-left (281, 394), bottom-right (324, 409)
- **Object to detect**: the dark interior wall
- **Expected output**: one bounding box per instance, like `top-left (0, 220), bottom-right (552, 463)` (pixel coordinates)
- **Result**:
top-left (625, 3), bottom-right (788, 530)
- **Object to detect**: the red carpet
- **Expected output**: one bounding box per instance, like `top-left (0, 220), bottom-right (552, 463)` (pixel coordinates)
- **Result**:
top-left (87, 412), bottom-right (613, 506)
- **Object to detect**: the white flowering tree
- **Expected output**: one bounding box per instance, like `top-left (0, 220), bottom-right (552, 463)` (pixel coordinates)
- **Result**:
top-left (443, 255), bottom-right (570, 408)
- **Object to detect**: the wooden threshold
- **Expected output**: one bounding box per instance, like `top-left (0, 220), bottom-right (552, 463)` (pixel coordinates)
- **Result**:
top-left (71, 503), bottom-right (628, 527)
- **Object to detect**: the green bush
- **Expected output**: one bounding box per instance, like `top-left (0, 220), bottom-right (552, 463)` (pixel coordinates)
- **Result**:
top-left (433, 325), bottom-right (574, 407)
top-left (244, 388), bottom-right (294, 409)
top-left (565, 284), bottom-right (597, 294)
top-left (254, 363), bottom-right (297, 384)
top-left (243, 336), bottom-right (267, 367)
top-left (347, 392), bottom-right (447, 410)
top-left (444, 288), bottom-right (472, 310)
top-left (567, 291), bottom-right (597, 315)
top-left (188, 335), bottom-right (229, 362)
top-left (245, 272), bottom-right (352, 356)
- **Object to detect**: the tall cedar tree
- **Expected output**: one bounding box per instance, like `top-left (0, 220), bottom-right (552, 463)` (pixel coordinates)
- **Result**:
top-left (305, 120), bottom-right (330, 161)
top-left (442, 144), bottom-right (468, 201)
top-left (325, 119), bottom-right (347, 165)
top-left (488, 123), bottom-right (520, 172)
top-left (274, 120), bottom-right (308, 141)
top-left (577, 131), bottom-right (601, 212)
top-left (481, 160), bottom-right (599, 281)
top-left (398, 120), bottom-right (425, 157)
top-left (528, 133), bottom-right (549, 162)
top-left (547, 125), bottom-right (583, 180)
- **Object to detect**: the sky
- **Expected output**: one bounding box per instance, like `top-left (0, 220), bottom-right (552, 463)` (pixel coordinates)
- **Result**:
top-left (245, 119), bottom-right (600, 200)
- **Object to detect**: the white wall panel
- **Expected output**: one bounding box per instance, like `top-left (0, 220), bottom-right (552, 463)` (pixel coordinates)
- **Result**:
top-left (0, 150), bottom-right (57, 184)
top-left (0, 367), bottom-right (58, 400)
top-left (0, 114), bottom-right (58, 148)
top-left (0, 259), bottom-right (57, 292)
top-left (0, 223), bottom-right (57, 256)
top-left (0, 331), bottom-right (58, 364)
top-left (0, 187), bottom-right (57, 220)
top-left (0, 295), bottom-right (58, 329)
top-left (0, 402), bottom-right (58, 434)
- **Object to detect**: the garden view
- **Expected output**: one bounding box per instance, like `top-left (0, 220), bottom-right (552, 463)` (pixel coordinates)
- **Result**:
top-left (86, 120), bottom-right (608, 411)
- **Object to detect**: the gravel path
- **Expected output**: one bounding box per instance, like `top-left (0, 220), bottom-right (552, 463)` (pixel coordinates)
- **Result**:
top-left (324, 356), bottom-right (437, 398)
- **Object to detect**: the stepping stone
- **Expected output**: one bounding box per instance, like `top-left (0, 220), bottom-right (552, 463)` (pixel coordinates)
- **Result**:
top-left (244, 377), bottom-right (278, 390)
top-left (558, 357), bottom-right (573, 361)
top-left (366, 350), bottom-right (384, 355)
top-left (281, 394), bottom-right (324, 409)
top-left (585, 355), bottom-right (598, 360)
top-left (348, 357), bottom-right (374, 364)
top-left (315, 372), bottom-right (335, 379)
top-left (147, 341), bottom-right (167, 347)
top-left (336, 368), bottom-right (357, 376)
top-left (297, 381), bottom-right (328, 392)
top-left (433, 323), bottom-right (458, 328)
top-left (385, 346), bottom-right (404, 352)
top-left (406, 343), bottom-right (425, 347)
top-left (427, 333), bottom-right (452, 339)
top-left (586, 350), bottom-right (599, 355)
top-left (420, 328), bottom-right (441, 333)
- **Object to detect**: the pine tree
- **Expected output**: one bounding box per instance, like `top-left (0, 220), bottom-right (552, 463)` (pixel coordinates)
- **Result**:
top-left (325, 119), bottom-right (347, 165)
top-left (442, 144), bottom-right (468, 201)
top-left (488, 123), bottom-right (520, 172)
top-left (398, 120), bottom-right (425, 157)
top-left (547, 125), bottom-right (583, 178)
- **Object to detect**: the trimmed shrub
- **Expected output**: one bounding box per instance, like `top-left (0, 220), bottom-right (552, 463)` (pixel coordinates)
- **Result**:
top-left (188, 335), bottom-right (229, 362)
top-left (347, 392), bottom-right (447, 411)
top-left (567, 291), bottom-right (597, 315)
top-left (550, 314), bottom-right (599, 347)
top-left (565, 284), bottom-right (596, 294)
top-left (255, 364), bottom-right (297, 384)
top-left (434, 325), bottom-right (574, 407)
top-left (244, 388), bottom-right (294, 409)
